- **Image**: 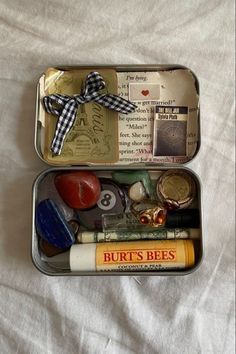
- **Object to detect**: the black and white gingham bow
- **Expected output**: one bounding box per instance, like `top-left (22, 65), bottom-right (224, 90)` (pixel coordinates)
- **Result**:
top-left (43, 71), bottom-right (137, 155)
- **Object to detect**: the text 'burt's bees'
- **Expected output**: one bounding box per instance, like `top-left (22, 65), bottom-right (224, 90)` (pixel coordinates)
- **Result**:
top-left (103, 249), bottom-right (177, 263)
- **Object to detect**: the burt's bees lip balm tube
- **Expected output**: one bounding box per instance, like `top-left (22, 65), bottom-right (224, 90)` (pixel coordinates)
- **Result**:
top-left (69, 239), bottom-right (195, 271)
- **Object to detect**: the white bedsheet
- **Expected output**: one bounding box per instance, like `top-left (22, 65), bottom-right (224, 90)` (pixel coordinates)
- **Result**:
top-left (0, 1), bottom-right (235, 353)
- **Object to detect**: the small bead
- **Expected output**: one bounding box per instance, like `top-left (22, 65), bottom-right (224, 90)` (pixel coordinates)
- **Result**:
top-left (128, 181), bottom-right (147, 202)
top-left (153, 210), bottom-right (167, 225)
top-left (140, 215), bottom-right (150, 224)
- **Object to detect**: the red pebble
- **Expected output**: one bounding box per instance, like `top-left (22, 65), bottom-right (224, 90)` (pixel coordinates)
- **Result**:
top-left (55, 171), bottom-right (101, 209)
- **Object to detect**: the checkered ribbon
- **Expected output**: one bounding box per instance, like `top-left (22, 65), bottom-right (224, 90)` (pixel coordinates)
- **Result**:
top-left (43, 71), bottom-right (137, 155)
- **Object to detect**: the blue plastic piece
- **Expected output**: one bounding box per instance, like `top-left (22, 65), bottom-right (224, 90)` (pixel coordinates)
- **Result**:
top-left (36, 199), bottom-right (75, 249)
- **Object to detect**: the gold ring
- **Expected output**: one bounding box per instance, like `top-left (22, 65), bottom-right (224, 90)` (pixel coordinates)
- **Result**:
top-left (130, 200), bottom-right (167, 227)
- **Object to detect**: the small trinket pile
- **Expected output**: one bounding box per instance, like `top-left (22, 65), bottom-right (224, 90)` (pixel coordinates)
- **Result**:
top-left (35, 169), bottom-right (200, 272)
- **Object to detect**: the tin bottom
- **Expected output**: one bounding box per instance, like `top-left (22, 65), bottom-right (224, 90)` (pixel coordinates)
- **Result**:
top-left (32, 166), bottom-right (203, 276)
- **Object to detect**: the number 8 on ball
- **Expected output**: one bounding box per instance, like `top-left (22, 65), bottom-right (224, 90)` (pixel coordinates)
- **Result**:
top-left (97, 190), bottom-right (116, 211)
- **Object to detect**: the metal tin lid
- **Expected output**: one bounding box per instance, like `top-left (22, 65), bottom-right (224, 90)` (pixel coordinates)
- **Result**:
top-left (35, 65), bottom-right (200, 167)
top-left (156, 170), bottom-right (196, 209)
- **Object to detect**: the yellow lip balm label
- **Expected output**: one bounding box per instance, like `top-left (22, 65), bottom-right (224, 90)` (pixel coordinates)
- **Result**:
top-left (95, 240), bottom-right (194, 271)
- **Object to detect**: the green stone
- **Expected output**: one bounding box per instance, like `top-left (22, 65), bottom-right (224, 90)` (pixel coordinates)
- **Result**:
top-left (112, 170), bottom-right (155, 198)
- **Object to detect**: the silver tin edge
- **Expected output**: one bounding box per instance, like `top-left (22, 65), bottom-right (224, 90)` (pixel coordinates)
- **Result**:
top-left (34, 82), bottom-right (48, 164)
top-left (31, 165), bottom-right (203, 276)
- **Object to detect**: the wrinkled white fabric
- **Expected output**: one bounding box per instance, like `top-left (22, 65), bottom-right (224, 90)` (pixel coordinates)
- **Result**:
top-left (0, 1), bottom-right (235, 353)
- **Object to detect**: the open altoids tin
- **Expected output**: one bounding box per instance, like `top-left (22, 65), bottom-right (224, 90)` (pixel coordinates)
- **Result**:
top-left (32, 65), bottom-right (203, 276)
